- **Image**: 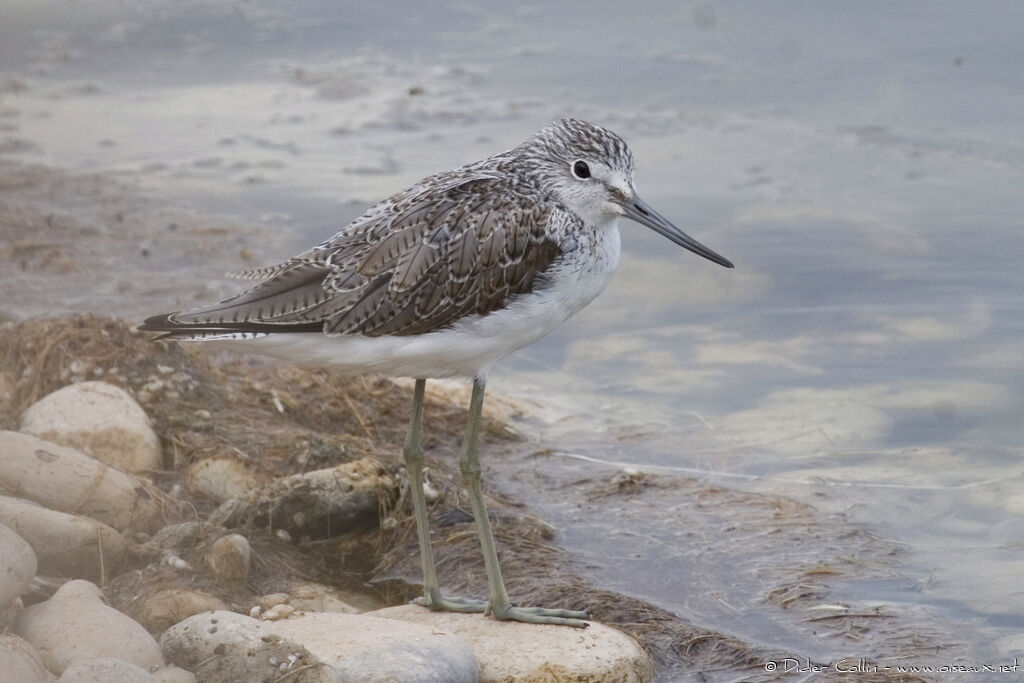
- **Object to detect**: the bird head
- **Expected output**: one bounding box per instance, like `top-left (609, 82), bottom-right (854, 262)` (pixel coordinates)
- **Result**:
top-left (524, 118), bottom-right (733, 268)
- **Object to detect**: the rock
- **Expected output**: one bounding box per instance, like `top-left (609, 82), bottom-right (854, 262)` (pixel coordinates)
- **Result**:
top-left (203, 533), bottom-right (251, 585)
top-left (272, 612), bottom-right (478, 683)
top-left (255, 592), bottom-right (291, 612)
top-left (0, 431), bottom-right (168, 532)
top-left (0, 521), bottom-right (37, 610)
top-left (19, 381), bottom-right (162, 474)
top-left (186, 458), bottom-right (261, 504)
top-left (284, 581), bottom-right (367, 614)
top-left (0, 633), bottom-right (52, 683)
top-left (161, 609), bottom-right (478, 683)
top-left (104, 559), bottom-right (227, 631)
top-left (249, 582), bottom-right (376, 617)
top-left (132, 588), bottom-right (229, 633)
top-left (57, 658), bottom-right (158, 683)
top-left (209, 458), bottom-right (394, 539)
top-left (262, 603), bottom-right (296, 620)
top-left (153, 666), bottom-right (196, 683)
top-left (0, 495), bottom-right (126, 582)
top-left (15, 579), bottom-right (164, 675)
top-left (372, 604), bottom-right (655, 683)
top-left (160, 610), bottom-right (327, 683)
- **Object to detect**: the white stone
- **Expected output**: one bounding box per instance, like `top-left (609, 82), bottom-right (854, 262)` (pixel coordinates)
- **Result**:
top-left (203, 533), bottom-right (251, 585)
top-left (270, 611), bottom-right (478, 683)
top-left (0, 431), bottom-right (168, 532)
top-left (372, 604), bottom-right (655, 683)
top-left (160, 610), bottom-right (331, 683)
top-left (132, 588), bottom-right (229, 633)
top-left (166, 555), bottom-right (192, 571)
top-left (19, 381), bottom-right (161, 474)
top-left (161, 609), bottom-right (478, 683)
top-left (57, 657), bottom-right (158, 683)
top-left (0, 633), bottom-right (52, 683)
top-left (262, 603), bottom-right (295, 620)
top-left (0, 521), bottom-right (37, 610)
top-left (256, 592), bottom-right (290, 611)
top-left (15, 580), bottom-right (164, 675)
top-left (186, 458), bottom-right (260, 503)
top-left (0, 495), bottom-right (126, 582)
top-left (152, 666), bottom-right (196, 683)
top-left (284, 581), bottom-right (368, 614)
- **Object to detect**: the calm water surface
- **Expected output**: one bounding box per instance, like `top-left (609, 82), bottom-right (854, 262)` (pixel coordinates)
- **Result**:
top-left (3, 0), bottom-right (1023, 674)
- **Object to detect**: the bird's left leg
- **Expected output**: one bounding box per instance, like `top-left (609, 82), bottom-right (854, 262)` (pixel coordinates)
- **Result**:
top-left (404, 379), bottom-right (485, 613)
top-left (460, 376), bottom-right (589, 627)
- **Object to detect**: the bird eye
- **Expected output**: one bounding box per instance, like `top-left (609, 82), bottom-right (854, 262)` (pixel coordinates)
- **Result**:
top-left (571, 160), bottom-right (591, 179)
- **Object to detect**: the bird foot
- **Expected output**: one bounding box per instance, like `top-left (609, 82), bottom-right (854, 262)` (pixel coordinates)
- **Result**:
top-left (490, 603), bottom-right (590, 628)
top-left (413, 592), bottom-right (486, 613)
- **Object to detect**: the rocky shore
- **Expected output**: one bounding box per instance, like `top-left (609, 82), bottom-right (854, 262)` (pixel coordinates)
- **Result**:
top-left (0, 316), bottom-right (657, 682)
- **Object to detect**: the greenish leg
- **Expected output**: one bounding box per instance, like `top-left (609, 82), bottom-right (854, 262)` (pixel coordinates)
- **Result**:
top-left (404, 379), bottom-right (485, 613)
top-left (460, 376), bottom-right (590, 627)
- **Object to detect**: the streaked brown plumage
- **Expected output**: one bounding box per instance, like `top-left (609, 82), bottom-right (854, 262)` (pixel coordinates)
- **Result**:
top-left (143, 158), bottom-right (568, 339)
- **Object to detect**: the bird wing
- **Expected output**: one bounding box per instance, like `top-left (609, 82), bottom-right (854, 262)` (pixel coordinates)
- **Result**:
top-left (141, 172), bottom-right (563, 338)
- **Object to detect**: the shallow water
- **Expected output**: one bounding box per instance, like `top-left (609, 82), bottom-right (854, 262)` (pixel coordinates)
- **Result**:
top-left (3, 0), bottom-right (1023, 675)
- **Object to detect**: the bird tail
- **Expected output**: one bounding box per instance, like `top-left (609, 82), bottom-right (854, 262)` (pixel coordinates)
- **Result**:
top-left (138, 313), bottom-right (321, 341)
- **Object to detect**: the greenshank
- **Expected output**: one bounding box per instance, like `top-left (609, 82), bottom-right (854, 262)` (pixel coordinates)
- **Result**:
top-left (141, 118), bottom-right (733, 627)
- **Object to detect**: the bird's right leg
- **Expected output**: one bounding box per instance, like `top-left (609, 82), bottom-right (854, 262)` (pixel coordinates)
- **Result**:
top-left (404, 378), bottom-right (485, 613)
top-left (459, 376), bottom-right (589, 627)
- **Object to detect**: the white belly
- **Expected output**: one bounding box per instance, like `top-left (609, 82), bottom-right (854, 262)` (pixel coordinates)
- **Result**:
top-left (236, 222), bottom-right (622, 379)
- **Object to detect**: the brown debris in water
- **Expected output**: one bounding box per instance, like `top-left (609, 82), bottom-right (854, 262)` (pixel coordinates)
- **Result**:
top-left (374, 483), bottom-right (784, 676)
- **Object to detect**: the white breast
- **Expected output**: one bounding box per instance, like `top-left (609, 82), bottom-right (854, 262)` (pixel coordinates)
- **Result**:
top-left (231, 221), bottom-right (622, 379)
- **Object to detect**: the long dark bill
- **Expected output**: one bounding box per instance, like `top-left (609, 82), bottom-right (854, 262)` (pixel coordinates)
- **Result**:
top-left (622, 197), bottom-right (734, 268)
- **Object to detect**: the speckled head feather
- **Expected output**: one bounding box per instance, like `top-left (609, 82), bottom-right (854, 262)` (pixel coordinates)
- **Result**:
top-left (525, 119), bottom-right (634, 174)
top-left (514, 118), bottom-right (635, 194)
